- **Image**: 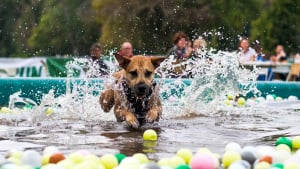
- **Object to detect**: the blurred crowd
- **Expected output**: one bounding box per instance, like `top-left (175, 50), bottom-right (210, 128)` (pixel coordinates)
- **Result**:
top-left (87, 32), bottom-right (300, 81)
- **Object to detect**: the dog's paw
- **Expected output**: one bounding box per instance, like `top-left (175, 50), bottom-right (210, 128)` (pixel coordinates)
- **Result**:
top-left (125, 113), bottom-right (140, 129)
top-left (145, 109), bottom-right (160, 123)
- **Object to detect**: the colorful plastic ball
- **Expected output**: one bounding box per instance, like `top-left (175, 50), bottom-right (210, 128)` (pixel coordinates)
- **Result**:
top-left (68, 153), bottom-right (84, 164)
top-left (273, 150), bottom-right (291, 163)
top-left (100, 154), bottom-right (118, 169)
top-left (288, 96), bottom-right (298, 101)
top-left (43, 146), bottom-right (59, 156)
top-left (176, 148), bottom-right (193, 164)
top-left (115, 153), bottom-right (126, 164)
top-left (272, 163), bottom-right (284, 169)
top-left (276, 144), bottom-right (291, 153)
top-left (44, 107), bottom-right (54, 115)
top-left (227, 94), bottom-right (234, 100)
top-left (57, 159), bottom-right (75, 169)
top-left (266, 95), bottom-right (275, 101)
top-left (222, 151), bottom-right (242, 168)
top-left (49, 153), bottom-right (65, 164)
top-left (21, 150), bottom-right (42, 168)
top-left (133, 153), bottom-right (149, 164)
top-left (170, 156), bottom-right (185, 168)
top-left (239, 160), bottom-right (251, 169)
top-left (225, 142), bottom-right (242, 153)
top-left (254, 162), bottom-right (271, 169)
top-left (158, 158), bottom-right (171, 167)
top-left (292, 136), bottom-right (300, 149)
top-left (190, 153), bottom-right (215, 169)
top-left (259, 156), bottom-right (272, 164)
top-left (275, 97), bottom-right (283, 101)
top-left (256, 146), bottom-right (275, 159)
top-left (141, 162), bottom-right (161, 169)
top-left (284, 163), bottom-right (300, 169)
top-left (119, 157), bottom-right (140, 168)
top-left (237, 98), bottom-right (246, 106)
top-left (241, 151), bottom-right (256, 165)
top-left (42, 154), bottom-right (50, 165)
top-left (228, 162), bottom-right (247, 169)
top-left (275, 137), bottom-right (292, 149)
top-left (176, 164), bottom-right (191, 169)
top-left (143, 129), bottom-right (158, 141)
top-left (0, 107), bottom-right (12, 113)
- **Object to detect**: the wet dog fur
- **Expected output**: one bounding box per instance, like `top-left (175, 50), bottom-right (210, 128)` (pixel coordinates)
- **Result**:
top-left (99, 54), bottom-right (166, 128)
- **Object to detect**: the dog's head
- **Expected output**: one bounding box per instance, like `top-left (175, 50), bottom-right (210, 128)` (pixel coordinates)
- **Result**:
top-left (115, 54), bottom-right (166, 98)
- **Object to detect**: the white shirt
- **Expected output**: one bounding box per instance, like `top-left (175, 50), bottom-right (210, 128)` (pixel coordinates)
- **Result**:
top-left (239, 47), bottom-right (256, 63)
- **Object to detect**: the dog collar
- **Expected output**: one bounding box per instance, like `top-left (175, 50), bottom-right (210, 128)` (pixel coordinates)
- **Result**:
top-left (121, 79), bottom-right (156, 121)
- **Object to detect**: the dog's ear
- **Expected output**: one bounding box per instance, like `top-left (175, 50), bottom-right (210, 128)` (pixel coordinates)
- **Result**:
top-left (114, 53), bottom-right (131, 69)
top-left (150, 56), bottom-right (166, 69)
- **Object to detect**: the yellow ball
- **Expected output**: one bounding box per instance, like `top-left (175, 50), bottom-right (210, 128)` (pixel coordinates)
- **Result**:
top-left (276, 144), bottom-right (291, 152)
top-left (1, 107), bottom-right (12, 113)
top-left (285, 163), bottom-right (300, 169)
top-left (222, 151), bottom-right (241, 168)
top-left (68, 153), bottom-right (84, 164)
top-left (57, 159), bottom-right (75, 169)
top-left (42, 154), bottom-right (50, 165)
top-left (44, 107), bottom-right (53, 115)
top-left (254, 162), bottom-right (271, 169)
top-left (237, 98), bottom-right (246, 106)
top-left (169, 156), bottom-right (185, 168)
top-left (292, 136), bottom-right (300, 149)
top-left (176, 148), bottom-right (193, 164)
top-left (158, 158), bottom-right (171, 167)
top-left (100, 154), bottom-right (118, 169)
top-left (132, 153), bottom-right (149, 164)
top-left (227, 94), bottom-right (234, 100)
top-left (143, 129), bottom-right (157, 141)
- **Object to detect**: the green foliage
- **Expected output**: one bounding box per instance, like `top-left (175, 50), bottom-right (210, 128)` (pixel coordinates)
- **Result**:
top-left (251, 0), bottom-right (300, 55)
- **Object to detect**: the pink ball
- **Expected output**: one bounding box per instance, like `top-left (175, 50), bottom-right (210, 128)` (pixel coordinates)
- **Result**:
top-left (190, 153), bottom-right (215, 169)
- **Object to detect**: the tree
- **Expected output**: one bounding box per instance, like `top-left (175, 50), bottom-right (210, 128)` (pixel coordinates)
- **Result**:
top-left (251, 0), bottom-right (300, 55)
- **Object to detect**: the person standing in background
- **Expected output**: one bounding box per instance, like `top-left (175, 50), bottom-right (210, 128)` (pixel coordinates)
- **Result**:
top-left (238, 38), bottom-right (256, 63)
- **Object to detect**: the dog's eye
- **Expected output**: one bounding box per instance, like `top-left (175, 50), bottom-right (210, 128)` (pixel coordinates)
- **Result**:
top-left (145, 70), bottom-right (152, 77)
top-left (129, 70), bottom-right (138, 78)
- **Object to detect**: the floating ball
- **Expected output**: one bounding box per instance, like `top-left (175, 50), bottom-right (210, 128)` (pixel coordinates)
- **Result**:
top-left (284, 163), bottom-right (300, 169)
top-left (143, 129), bottom-right (157, 141)
top-left (276, 144), bottom-right (291, 153)
top-left (141, 162), bottom-right (161, 169)
top-left (119, 157), bottom-right (140, 168)
top-left (44, 107), bottom-right (54, 115)
top-left (158, 158), bottom-right (171, 168)
top-left (239, 160), bottom-right (251, 169)
top-left (259, 156), bottom-right (272, 164)
top-left (170, 156), bottom-right (185, 168)
top-left (292, 136), bottom-right (300, 149)
top-left (115, 153), bottom-right (126, 164)
top-left (256, 146), bottom-right (275, 159)
top-left (272, 163), bottom-right (284, 169)
top-left (288, 96), bottom-right (298, 101)
top-left (275, 97), bottom-right (283, 101)
top-left (227, 94), bottom-right (234, 100)
top-left (273, 150), bottom-right (291, 163)
top-left (43, 146), bottom-right (59, 156)
top-left (133, 153), bottom-right (149, 164)
top-left (237, 98), bottom-right (246, 106)
top-left (176, 148), bottom-right (193, 164)
top-left (176, 164), bottom-right (191, 169)
top-left (190, 153), bottom-right (215, 169)
top-left (228, 162), bottom-right (247, 169)
top-left (225, 142), bottom-right (242, 153)
top-left (254, 162), bottom-right (271, 169)
top-left (68, 153), bottom-right (84, 164)
top-left (275, 137), bottom-right (292, 150)
top-left (266, 95), bottom-right (275, 101)
top-left (57, 159), bottom-right (75, 169)
top-left (222, 151), bottom-right (241, 168)
top-left (21, 150), bottom-right (42, 168)
top-left (0, 107), bottom-right (12, 113)
top-left (241, 151), bottom-right (256, 165)
top-left (224, 100), bottom-right (232, 106)
top-left (100, 154), bottom-right (119, 169)
top-left (49, 153), bottom-right (65, 164)
top-left (42, 154), bottom-right (50, 165)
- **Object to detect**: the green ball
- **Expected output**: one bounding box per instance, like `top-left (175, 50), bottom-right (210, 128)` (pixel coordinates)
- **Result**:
top-left (275, 137), bottom-right (292, 149)
top-left (272, 163), bottom-right (284, 169)
top-left (176, 164), bottom-right (191, 169)
top-left (143, 129), bottom-right (157, 141)
top-left (115, 153), bottom-right (126, 164)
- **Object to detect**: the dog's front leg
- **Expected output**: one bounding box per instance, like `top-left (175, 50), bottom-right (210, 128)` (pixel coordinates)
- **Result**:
top-left (145, 106), bottom-right (162, 123)
top-left (114, 106), bottom-right (140, 129)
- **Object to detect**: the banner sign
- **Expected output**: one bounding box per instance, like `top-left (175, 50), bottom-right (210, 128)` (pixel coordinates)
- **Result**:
top-left (0, 58), bottom-right (47, 77)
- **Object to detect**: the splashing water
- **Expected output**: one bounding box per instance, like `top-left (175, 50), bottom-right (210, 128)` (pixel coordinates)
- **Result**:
top-left (1, 49), bottom-right (300, 157)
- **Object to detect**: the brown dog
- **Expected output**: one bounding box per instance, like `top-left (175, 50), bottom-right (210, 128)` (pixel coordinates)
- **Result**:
top-left (99, 54), bottom-right (166, 128)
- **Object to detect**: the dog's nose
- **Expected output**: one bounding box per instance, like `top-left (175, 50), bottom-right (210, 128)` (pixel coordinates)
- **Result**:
top-left (135, 83), bottom-right (148, 95)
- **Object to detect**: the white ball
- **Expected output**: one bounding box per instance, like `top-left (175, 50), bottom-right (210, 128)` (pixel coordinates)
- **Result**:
top-left (225, 142), bottom-right (242, 154)
top-left (21, 150), bottom-right (42, 168)
top-left (288, 96), bottom-right (298, 101)
top-left (272, 150), bottom-right (291, 163)
top-left (43, 146), bottom-right (59, 156)
top-left (266, 95), bottom-right (275, 101)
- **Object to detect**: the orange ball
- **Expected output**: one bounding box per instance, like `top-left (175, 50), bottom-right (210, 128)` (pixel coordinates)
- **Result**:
top-left (259, 155), bottom-right (272, 164)
top-left (49, 153), bottom-right (66, 164)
